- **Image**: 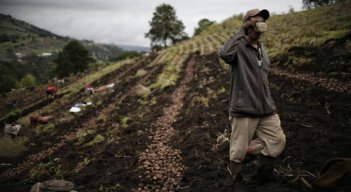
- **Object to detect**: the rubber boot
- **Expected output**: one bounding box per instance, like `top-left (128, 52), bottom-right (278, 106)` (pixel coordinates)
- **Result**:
top-left (227, 161), bottom-right (242, 182)
top-left (243, 154), bottom-right (275, 184)
top-left (228, 162), bottom-right (248, 192)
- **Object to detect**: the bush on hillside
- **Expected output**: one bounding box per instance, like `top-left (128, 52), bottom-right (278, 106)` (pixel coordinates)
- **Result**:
top-left (194, 19), bottom-right (215, 36)
top-left (55, 40), bottom-right (93, 77)
top-left (0, 61), bottom-right (18, 95)
top-left (17, 74), bottom-right (37, 88)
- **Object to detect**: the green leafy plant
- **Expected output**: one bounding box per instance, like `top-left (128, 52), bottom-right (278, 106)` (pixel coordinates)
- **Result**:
top-left (76, 129), bottom-right (96, 144)
top-left (29, 157), bottom-right (63, 181)
top-left (85, 134), bottom-right (105, 146)
top-left (120, 116), bottom-right (130, 128)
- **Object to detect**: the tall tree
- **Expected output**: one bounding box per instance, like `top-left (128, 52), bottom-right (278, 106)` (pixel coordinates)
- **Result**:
top-left (0, 61), bottom-right (17, 94)
top-left (55, 40), bottom-right (91, 77)
top-left (145, 3), bottom-right (187, 48)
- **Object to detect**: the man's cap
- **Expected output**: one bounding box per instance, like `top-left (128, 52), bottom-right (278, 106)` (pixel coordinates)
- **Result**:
top-left (243, 9), bottom-right (270, 22)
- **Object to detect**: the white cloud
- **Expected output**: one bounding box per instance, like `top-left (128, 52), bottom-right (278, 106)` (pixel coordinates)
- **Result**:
top-left (0, 0), bottom-right (303, 47)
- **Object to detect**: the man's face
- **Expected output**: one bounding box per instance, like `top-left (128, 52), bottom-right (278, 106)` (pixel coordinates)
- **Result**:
top-left (248, 15), bottom-right (265, 40)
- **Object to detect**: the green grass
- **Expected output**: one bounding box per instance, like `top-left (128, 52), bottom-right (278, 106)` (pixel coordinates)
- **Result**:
top-left (0, 136), bottom-right (28, 158)
top-left (35, 123), bottom-right (55, 134)
top-left (192, 3), bottom-right (351, 59)
top-left (77, 129), bottom-right (96, 144)
top-left (149, 45), bottom-right (189, 91)
top-left (29, 157), bottom-right (63, 181)
top-left (261, 3), bottom-right (351, 56)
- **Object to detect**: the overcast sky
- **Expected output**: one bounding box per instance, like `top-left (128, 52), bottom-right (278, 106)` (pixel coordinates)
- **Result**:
top-left (0, 0), bottom-right (303, 47)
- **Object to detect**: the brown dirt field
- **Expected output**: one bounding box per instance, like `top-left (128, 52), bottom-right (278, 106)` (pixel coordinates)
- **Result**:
top-left (1, 45), bottom-right (350, 192)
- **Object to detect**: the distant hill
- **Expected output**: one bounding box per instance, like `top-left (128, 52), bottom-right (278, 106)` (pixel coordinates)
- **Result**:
top-left (117, 44), bottom-right (150, 52)
top-left (0, 14), bottom-right (147, 93)
top-left (0, 14), bottom-right (151, 62)
top-left (0, 14), bottom-right (68, 61)
top-left (0, 14), bottom-right (126, 62)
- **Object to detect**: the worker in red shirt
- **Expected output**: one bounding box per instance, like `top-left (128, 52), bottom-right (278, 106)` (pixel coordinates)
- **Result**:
top-left (46, 86), bottom-right (57, 99)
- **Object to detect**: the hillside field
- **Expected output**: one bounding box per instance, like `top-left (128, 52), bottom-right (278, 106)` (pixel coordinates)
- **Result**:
top-left (0, 3), bottom-right (351, 192)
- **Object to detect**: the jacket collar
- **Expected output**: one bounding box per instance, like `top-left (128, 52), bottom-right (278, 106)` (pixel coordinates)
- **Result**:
top-left (243, 37), bottom-right (261, 50)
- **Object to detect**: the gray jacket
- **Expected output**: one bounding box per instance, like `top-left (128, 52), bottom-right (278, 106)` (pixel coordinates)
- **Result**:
top-left (218, 29), bottom-right (276, 117)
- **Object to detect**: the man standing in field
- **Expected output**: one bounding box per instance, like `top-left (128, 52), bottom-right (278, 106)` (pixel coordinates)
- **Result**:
top-left (218, 8), bottom-right (286, 184)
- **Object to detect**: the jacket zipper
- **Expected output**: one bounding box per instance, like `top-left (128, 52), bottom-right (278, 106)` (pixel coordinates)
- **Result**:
top-left (257, 46), bottom-right (265, 113)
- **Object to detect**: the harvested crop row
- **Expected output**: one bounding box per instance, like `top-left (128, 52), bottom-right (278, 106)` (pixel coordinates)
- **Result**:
top-left (0, 56), bottom-right (155, 180)
top-left (135, 55), bottom-right (196, 192)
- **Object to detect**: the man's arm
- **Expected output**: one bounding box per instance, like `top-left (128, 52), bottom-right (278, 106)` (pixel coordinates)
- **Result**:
top-left (218, 29), bottom-right (245, 64)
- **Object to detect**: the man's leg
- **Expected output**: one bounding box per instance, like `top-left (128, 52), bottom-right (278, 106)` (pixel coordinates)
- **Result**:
top-left (247, 113), bottom-right (286, 183)
top-left (256, 113), bottom-right (286, 157)
top-left (229, 116), bottom-right (258, 181)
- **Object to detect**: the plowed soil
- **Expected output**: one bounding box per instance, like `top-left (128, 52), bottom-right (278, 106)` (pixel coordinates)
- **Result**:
top-left (1, 47), bottom-right (350, 192)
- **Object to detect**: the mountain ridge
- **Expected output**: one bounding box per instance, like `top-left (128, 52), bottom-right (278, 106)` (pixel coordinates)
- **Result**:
top-left (0, 13), bottom-right (148, 61)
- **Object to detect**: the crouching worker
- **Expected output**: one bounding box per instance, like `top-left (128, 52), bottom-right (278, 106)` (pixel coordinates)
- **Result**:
top-left (218, 8), bottom-right (286, 186)
top-left (46, 86), bottom-right (57, 99)
top-left (30, 115), bottom-right (51, 125)
top-left (84, 83), bottom-right (95, 95)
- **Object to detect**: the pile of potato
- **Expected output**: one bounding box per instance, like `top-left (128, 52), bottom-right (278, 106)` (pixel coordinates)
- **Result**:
top-left (135, 57), bottom-right (195, 191)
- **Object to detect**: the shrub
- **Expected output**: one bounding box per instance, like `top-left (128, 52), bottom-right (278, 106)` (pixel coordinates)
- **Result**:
top-left (0, 136), bottom-right (27, 158)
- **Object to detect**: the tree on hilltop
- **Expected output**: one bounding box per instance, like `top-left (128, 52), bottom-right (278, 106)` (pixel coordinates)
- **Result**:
top-left (145, 3), bottom-right (188, 48)
top-left (194, 18), bottom-right (215, 36)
